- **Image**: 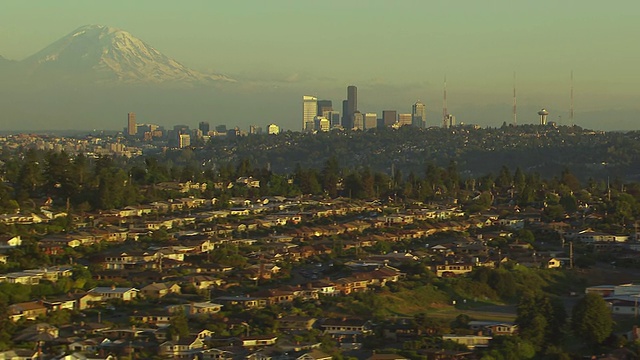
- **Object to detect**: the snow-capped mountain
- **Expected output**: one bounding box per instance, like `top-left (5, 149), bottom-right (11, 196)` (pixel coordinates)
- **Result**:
top-left (20, 24), bottom-right (233, 84)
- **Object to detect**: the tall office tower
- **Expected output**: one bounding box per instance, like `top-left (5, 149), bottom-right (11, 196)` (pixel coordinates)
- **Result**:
top-left (323, 110), bottom-right (340, 128)
top-left (382, 110), bottom-right (397, 127)
top-left (412, 101), bottom-right (427, 128)
top-left (178, 134), bottom-right (191, 148)
top-left (199, 121), bottom-right (210, 134)
top-left (347, 85), bottom-right (357, 116)
top-left (215, 125), bottom-right (227, 133)
top-left (352, 112), bottom-right (364, 130)
top-left (341, 100), bottom-right (350, 129)
top-left (398, 113), bottom-right (412, 127)
top-left (363, 113), bottom-right (377, 130)
top-left (303, 95), bottom-right (318, 131)
top-left (317, 100), bottom-right (333, 116)
top-left (127, 112), bottom-right (137, 136)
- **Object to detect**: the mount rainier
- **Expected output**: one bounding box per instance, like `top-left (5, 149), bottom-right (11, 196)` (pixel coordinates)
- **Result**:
top-left (13, 24), bottom-right (234, 85)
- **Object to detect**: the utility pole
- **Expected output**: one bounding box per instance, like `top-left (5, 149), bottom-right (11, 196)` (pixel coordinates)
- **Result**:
top-left (569, 241), bottom-right (574, 269)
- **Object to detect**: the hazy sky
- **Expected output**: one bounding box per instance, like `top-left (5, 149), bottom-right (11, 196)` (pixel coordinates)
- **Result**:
top-left (1, 0), bottom-right (639, 130)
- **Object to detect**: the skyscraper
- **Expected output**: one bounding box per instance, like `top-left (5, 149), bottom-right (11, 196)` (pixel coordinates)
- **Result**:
top-left (127, 112), bottom-right (137, 136)
top-left (363, 113), bottom-right (377, 130)
top-left (397, 113), bottom-right (412, 127)
top-left (341, 100), bottom-right (349, 129)
top-left (303, 95), bottom-right (318, 131)
top-left (412, 101), bottom-right (426, 128)
top-left (342, 85), bottom-right (358, 130)
top-left (199, 121), bottom-right (210, 134)
top-left (382, 110), bottom-right (397, 127)
top-left (347, 85), bottom-right (357, 117)
top-left (352, 112), bottom-right (364, 130)
top-left (317, 100), bottom-right (333, 116)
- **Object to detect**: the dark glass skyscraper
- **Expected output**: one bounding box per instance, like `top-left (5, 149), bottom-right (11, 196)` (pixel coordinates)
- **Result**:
top-left (342, 85), bottom-right (358, 129)
top-left (317, 100), bottom-right (333, 116)
top-left (199, 121), bottom-right (210, 134)
top-left (382, 110), bottom-right (397, 127)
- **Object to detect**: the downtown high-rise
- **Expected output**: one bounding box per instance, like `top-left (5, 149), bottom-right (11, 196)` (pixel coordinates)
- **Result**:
top-left (302, 95), bottom-right (318, 131)
top-left (342, 85), bottom-right (357, 130)
top-left (412, 101), bottom-right (427, 128)
top-left (127, 112), bottom-right (137, 136)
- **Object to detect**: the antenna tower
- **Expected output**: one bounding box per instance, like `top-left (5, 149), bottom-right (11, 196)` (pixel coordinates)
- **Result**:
top-left (570, 71), bottom-right (574, 126)
top-left (513, 72), bottom-right (517, 125)
top-left (443, 76), bottom-right (448, 128)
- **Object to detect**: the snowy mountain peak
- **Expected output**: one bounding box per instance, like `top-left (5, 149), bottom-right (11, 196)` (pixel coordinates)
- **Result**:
top-left (21, 24), bottom-right (233, 84)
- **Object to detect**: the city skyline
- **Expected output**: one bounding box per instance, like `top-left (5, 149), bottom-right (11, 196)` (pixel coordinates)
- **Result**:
top-left (1, 1), bottom-right (640, 131)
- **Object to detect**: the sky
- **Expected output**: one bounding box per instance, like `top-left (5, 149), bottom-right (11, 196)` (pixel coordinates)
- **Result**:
top-left (1, 0), bottom-right (640, 131)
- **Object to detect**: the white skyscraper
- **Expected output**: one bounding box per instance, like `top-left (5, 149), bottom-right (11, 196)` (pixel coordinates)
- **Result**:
top-left (412, 101), bottom-right (426, 128)
top-left (303, 95), bottom-right (318, 131)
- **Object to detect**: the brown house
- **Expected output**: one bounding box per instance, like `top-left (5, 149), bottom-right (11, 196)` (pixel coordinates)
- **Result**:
top-left (8, 301), bottom-right (48, 322)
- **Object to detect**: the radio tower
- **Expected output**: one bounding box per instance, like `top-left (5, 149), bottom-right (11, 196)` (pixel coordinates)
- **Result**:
top-left (513, 72), bottom-right (517, 126)
top-left (570, 70), bottom-right (574, 126)
top-left (442, 76), bottom-right (448, 128)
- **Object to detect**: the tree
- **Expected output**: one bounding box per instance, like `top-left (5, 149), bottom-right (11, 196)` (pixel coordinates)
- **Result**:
top-left (168, 310), bottom-right (190, 340)
top-left (321, 156), bottom-right (340, 198)
top-left (572, 293), bottom-right (612, 346)
top-left (516, 292), bottom-right (567, 350)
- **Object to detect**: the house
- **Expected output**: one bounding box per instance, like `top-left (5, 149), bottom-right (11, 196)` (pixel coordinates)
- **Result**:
top-left (214, 296), bottom-right (267, 309)
top-left (570, 231), bottom-right (629, 244)
top-left (67, 337), bottom-right (112, 354)
top-left (250, 289), bottom-right (295, 305)
top-left (278, 316), bottom-right (317, 331)
top-left (320, 318), bottom-right (371, 335)
top-left (420, 349), bottom-right (474, 360)
top-left (201, 348), bottom-right (235, 360)
top-left (442, 334), bottom-right (492, 349)
top-left (334, 277), bottom-right (368, 295)
top-left (140, 282), bottom-right (181, 298)
top-left (239, 335), bottom-right (278, 348)
top-left (8, 301), bottom-right (48, 322)
top-left (0, 234), bottom-right (22, 249)
top-left (3, 272), bottom-right (41, 285)
top-left (544, 257), bottom-right (562, 269)
top-left (72, 292), bottom-right (105, 311)
top-left (130, 312), bottom-right (172, 327)
top-left (297, 350), bottom-right (332, 360)
top-left (468, 321), bottom-right (518, 336)
top-left (183, 275), bottom-right (223, 291)
top-left (41, 295), bottom-right (77, 311)
top-left (586, 284), bottom-right (616, 297)
top-left (159, 336), bottom-right (204, 359)
top-left (13, 323), bottom-right (59, 343)
top-left (320, 318), bottom-right (370, 349)
top-left (433, 263), bottom-right (474, 277)
top-left (0, 349), bottom-right (41, 359)
top-left (0, 254), bottom-right (7, 264)
top-left (88, 286), bottom-right (139, 302)
top-left (167, 302), bottom-right (224, 317)
top-left (367, 354), bottom-right (410, 360)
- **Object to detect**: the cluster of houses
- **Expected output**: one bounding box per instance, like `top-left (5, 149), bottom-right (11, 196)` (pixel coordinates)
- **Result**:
top-left (2, 187), bottom-right (640, 359)
top-left (586, 283), bottom-right (640, 316)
